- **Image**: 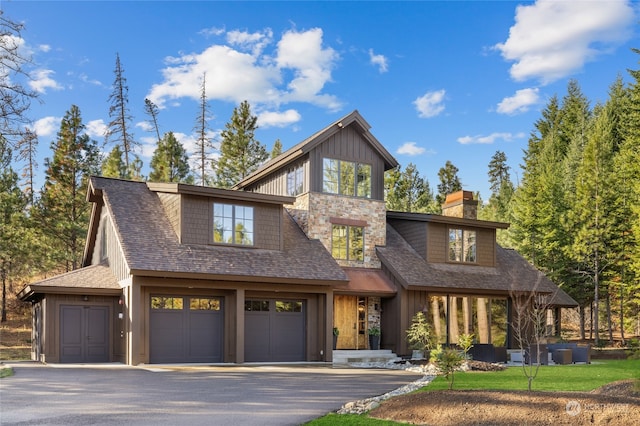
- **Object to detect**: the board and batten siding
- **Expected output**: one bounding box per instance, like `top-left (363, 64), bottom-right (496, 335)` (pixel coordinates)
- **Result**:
top-left (180, 194), bottom-right (283, 250)
top-left (308, 126), bottom-right (387, 201)
top-left (92, 213), bottom-right (129, 282)
top-left (247, 157), bottom-right (310, 197)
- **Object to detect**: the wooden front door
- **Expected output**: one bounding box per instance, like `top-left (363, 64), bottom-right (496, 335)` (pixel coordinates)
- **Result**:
top-left (333, 295), bottom-right (367, 349)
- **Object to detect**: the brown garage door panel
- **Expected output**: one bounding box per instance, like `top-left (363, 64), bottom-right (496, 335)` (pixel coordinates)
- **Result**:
top-left (60, 305), bottom-right (109, 363)
top-left (149, 296), bottom-right (223, 363)
top-left (245, 300), bottom-right (305, 362)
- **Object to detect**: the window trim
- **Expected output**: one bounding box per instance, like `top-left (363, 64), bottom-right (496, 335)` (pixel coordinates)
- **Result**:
top-left (212, 202), bottom-right (255, 246)
top-left (331, 224), bottom-right (365, 262)
top-left (447, 227), bottom-right (477, 263)
top-left (322, 157), bottom-right (371, 198)
top-left (286, 164), bottom-right (304, 196)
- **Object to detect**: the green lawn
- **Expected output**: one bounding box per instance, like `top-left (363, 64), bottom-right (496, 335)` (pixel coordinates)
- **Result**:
top-left (305, 359), bottom-right (640, 425)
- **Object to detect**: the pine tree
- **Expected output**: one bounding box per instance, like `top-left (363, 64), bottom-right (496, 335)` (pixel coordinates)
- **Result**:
top-left (0, 136), bottom-right (29, 321)
top-left (214, 101), bottom-right (268, 188)
top-left (105, 53), bottom-right (137, 176)
top-left (271, 139), bottom-right (283, 159)
top-left (16, 127), bottom-right (38, 205)
top-left (385, 163), bottom-right (436, 213)
top-left (0, 11), bottom-right (38, 146)
top-left (143, 98), bottom-right (161, 144)
top-left (149, 132), bottom-right (193, 183)
top-left (436, 160), bottom-right (462, 209)
top-left (570, 104), bottom-right (616, 346)
top-left (38, 105), bottom-right (100, 271)
top-left (193, 73), bottom-right (215, 186)
top-left (479, 151), bottom-right (514, 247)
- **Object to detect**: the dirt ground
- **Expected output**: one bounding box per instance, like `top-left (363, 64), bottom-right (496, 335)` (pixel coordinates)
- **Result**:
top-left (370, 379), bottom-right (640, 426)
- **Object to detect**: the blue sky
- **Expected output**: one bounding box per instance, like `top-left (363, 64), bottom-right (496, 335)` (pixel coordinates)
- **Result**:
top-left (5, 0), bottom-right (639, 200)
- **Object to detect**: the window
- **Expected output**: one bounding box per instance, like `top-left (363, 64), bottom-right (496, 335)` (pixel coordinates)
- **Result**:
top-left (332, 224), bottom-right (364, 261)
top-left (286, 165), bottom-right (304, 196)
top-left (151, 296), bottom-right (183, 310)
top-left (245, 300), bottom-right (270, 311)
top-left (190, 298), bottom-right (221, 311)
top-left (322, 158), bottom-right (371, 198)
top-left (448, 228), bottom-right (476, 263)
top-left (213, 203), bottom-right (254, 245)
top-left (275, 301), bottom-right (303, 313)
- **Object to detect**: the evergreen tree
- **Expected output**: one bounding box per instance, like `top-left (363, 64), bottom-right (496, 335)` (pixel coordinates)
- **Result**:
top-left (143, 98), bottom-right (161, 144)
top-left (570, 104), bottom-right (616, 346)
top-left (193, 73), bottom-right (215, 186)
top-left (271, 139), bottom-right (283, 159)
top-left (385, 163), bottom-right (436, 213)
top-left (436, 160), bottom-right (462, 209)
top-left (101, 145), bottom-right (127, 179)
top-left (38, 105), bottom-right (100, 271)
top-left (479, 151), bottom-right (514, 247)
top-left (0, 11), bottom-right (38, 146)
top-left (149, 132), bottom-right (193, 183)
top-left (214, 101), bottom-right (268, 188)
top-left (105, 53), bottom-right (137, 175)
top-left (16, 127), bottom-right (38, 204)
top-left (0, 136), bottom-right (29, 321)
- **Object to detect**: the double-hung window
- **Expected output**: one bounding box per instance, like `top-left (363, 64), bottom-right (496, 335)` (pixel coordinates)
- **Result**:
top-left (213, 203), bottom-right (254, 245)
top-left (332, 224), bottom-right (364, 262)
top-left (322, 158), bottom-right (371, 198)
top-left (448, 228), bottom-right (476, 263)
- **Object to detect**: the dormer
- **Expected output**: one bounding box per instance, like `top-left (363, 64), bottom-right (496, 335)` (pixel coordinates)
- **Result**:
top-left (387, 191), bottom-right (509, 267)
top-left (147, 182), bottom-right (294, 250)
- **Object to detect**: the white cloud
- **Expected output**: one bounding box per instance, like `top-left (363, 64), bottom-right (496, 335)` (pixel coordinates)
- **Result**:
top-left (199, 26), bottom-right (226, 37)
top-left (457, 132), bottom-right (525, 145)
top-left (257, 109), bottom-right (301, 128)
top-left (413, 89), bottom-right (446, 118)
top-left (276, 28), bottom-right (341, 110)
top-left (495, 0), bottom-right (635, 84)
top-left (396, 142), bottom-right (426, 156)
top-left (38, 44), bottom-right (51, 53)
top-left (29, 69), bottom-right (63, 93)
top-left (227, 29), bottom-right (273, 56)
top-left (32, 116), bottom-right (60, 137)
top-left (368, 48), bottom-right (388, 73)
top-left (497, 87), bottom-right (540, 115)
top-left (86, 119), bottom-right (107, 138)
top-left (147, 27), bottom-right (341, 113)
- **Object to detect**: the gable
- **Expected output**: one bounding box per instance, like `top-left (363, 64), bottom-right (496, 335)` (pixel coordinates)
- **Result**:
top-left (234, 110), bottom-right (398, 196)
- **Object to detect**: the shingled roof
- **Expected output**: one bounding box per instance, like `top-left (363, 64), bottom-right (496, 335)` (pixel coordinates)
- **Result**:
top-left (377, 224), bottom-right (578, 307)
top-left (89, 176), bottom-right (348, 285)
top-left (19, 263), bottom-right (121, 301)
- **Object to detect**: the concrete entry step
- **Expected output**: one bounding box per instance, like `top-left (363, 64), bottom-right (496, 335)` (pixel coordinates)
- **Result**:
top-left (332, 349), bottom-right (402, 365)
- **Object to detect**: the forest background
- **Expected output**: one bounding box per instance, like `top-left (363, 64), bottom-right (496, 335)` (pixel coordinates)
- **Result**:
top-left (1, 12), bottom-right (639, 347)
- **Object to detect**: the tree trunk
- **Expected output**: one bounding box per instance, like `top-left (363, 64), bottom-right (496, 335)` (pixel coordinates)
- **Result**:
top-left (477, 298), bottom-right (489, 343)
top-left (579, 305), bottom-right (586, 340)
top-left (449, 297), bottom-right (459, 344)
top-left (432, 297), bottom-right (442, 341)
top-left (606, 291), bottom-right (613, 344)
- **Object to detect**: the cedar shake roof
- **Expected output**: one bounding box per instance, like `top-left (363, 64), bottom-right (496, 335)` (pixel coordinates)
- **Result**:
top-left (377, 225), bottom-right (578, 307)
top-left (88, 176), bottom-right (347, 284)
top-left (19, 263), bottom-right (121, 301)
top-left (233, 110), bottom-right (399, 190)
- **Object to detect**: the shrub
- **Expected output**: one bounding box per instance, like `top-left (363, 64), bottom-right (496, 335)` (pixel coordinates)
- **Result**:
top-left (406, 312), bottom-right (437, 352)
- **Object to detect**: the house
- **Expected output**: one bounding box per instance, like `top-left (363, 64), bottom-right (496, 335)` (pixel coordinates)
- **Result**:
top-left (19, 110), bottom-right (577, 364)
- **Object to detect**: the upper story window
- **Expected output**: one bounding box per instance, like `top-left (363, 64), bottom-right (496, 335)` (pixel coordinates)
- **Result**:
top-left (213, 203), bottom-right (254, 246)
top-left (448, 228), bottom-right (476, 263)
top-left (322, 158), bottom-right (371, 198)
top-left (287, 165), bottom-right (304, 196)
top-left (332, 224), bottom-right (364, 261)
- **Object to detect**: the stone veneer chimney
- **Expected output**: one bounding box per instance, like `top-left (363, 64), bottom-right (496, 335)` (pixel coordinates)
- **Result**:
top-left (441, 190), bottom-right (477, 219)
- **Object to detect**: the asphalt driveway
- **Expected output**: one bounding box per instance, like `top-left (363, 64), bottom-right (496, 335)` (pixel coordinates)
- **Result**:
top-left (0, 363), bottom-right (422, 425)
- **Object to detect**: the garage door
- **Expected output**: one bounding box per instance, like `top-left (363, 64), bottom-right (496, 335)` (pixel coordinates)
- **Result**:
top-left (150, 296), bottom-right (223, 363)
top-left (60, 305), bottom-right (109, 363)
top-left (244, 299), bottom-right (305, 362)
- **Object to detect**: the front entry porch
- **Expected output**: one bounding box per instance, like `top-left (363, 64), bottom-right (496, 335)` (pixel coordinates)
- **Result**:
top-left (333, 295), bottom-right (381, 350)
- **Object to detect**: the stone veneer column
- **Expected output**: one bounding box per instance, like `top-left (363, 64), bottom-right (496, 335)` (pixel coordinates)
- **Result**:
top-left (287, 192), bottom-right (386, 268)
